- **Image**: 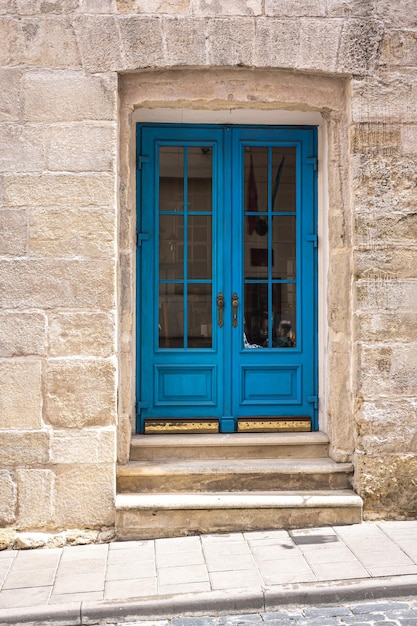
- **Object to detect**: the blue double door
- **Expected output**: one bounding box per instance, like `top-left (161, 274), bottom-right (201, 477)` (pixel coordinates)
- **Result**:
top-left (136, 124), bottom-right (318, 433)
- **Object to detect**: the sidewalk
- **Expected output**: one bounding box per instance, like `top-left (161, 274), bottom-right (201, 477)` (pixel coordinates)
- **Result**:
top-left (1, 520), bottom-right (417, 625)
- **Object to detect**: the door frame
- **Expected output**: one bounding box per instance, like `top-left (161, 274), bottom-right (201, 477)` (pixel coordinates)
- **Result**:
top-left (135, 121), bottom-right (319, 434)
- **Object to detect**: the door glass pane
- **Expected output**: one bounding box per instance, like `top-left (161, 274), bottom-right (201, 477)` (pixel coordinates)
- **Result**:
top-left (159, 214), bottom-right (184, 280)
top-left (271, 283), bottom-right (296, 348)
top-left (188, 147), bottom-right (212, 212)
top-left (244, 215), bottom-right (269, 280)
top-left (272, 216), bottom-right (296, 280)
top-left (188, 215), bottom-right (212, 280)
top-left (159, 147), bottom-right (184, 212)
top-left (272, 147), bottom-right (296, 212)
top-left (244, 282), bottom-right (268, 348)
top-left (159, 284), bottom-right (184, 348)
top-left (244, 147), bottom-right (268, 215)
top-left (188, 284), bottom-right (212, 348)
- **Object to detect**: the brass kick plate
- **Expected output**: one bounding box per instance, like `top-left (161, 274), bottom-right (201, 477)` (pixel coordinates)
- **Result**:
top-left (145, 419), bottom-right (219, 434)
top-left (238, 417), bottom-right (311, 433)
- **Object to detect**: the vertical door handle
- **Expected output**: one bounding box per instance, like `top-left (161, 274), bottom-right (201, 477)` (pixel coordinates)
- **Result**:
top-left (217, 292), bottom-right (225, 327)
top-left (232, 292), bottom-right (239, 328)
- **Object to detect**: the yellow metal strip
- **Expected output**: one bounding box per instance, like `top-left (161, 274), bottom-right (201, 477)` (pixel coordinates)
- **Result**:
top-left (145, 419), bottom-right (219, 434)
top-left (238, 418), bottom-right (311, 433)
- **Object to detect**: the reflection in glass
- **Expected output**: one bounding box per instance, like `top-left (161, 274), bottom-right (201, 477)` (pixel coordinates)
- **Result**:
top-left (244, 147), bottom-right (268, 215)
top-left (244, 283), bottom-right (296, 349)
top-left (159, 284), bottom-right (184, 348)
top-left (272, 147), bottom-right (296, 212)
top-left (188, 147), bottom-right (212, 212)
top-left (188, 284), bottom-right (212, 348)
top-left (159, 147), bottom-right (184, 212)
top-left (188, 215), bottom-right (212, 280)
top-left (272, 216), bottom-right (296, 280)
top-left (159, 214), bottom-right (184, 280)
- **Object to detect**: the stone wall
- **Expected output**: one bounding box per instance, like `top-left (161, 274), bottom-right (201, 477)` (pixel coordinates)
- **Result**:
top-left (0, 0), bottom-right (416, 529)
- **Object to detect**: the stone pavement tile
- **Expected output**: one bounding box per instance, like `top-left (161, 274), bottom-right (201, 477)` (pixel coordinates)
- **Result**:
top-left (172, 617), bottom-right (218, 626)
top-left (0, 559), bottom-right (13, 580)
top-left (106, 558), bottom-right (156, 581)
top-left (201, 533), bottom-right (245, 543)
top-left (158, 581), bottom-right (211, 595)
top-left (2, 567), bottom-right (57, 589)
top-left (219, 613), bottom-right (263, 624)
top-left (0, 586), bottom-right (52, 609)
top-left (300, 545), bottom-right (361, 564)
top-left (157, 564), bottom-right (209, 586)
top-left (202, 540), bottom-right (252, 556)
top-left (355, 549), bottom-right (415, 568)
top-left (49, 591), bottom-right (104, 604)
top-left (0, 552), bottom-right (17, 560)
top-left (109, 539), bottom-right (154, 551)
top-left (257, 557), bottom-right (316, 585)
top-left (155, 536), bottom-right (202, 554)
top-left (108, 544), bottom-right (155, 562)
top-left (308, 560), bottom-right (370, 581)
top-left (156, 549), bottom-right (205, 569)
top-left (204, 550), bottom-right (256, 572)
top-left (209, 568), bottom-right (263, 590)
top-left (249, 543), bottom-right (301, 562)
top-left (366, 564), bottom-right (417, 577)
top-left (104, 577), bottom-right (157, 600)
top-left (244, 529), bottom-right (292, 543)
top-left (57, 557), bottom-right (107, 575)
top-left (11, 549), bottom-right (61, 571)
top-left (60, 544), bottom-right (108, 561)
top-left (53, 571), bottom-right (105, 594)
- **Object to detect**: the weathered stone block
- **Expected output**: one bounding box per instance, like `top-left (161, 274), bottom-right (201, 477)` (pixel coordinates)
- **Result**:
top-left (73, 15), bottom-right (122, 72)
top-left (0, 471), bottom-right (16, 526)
top-left (0, 259), bottom-right (115, 309)
top-left (298, 18), bottom-right (342, 72)
top-left (376, 0), bottom-right (417, 28)
top-left (194, 0), bottom-right (261, 16)
top-left (51, 428), bottom-right (116, 463)
top-left (255, 19), bottom-right (300, 69)
top-left (352, 76), bottom-right (417, 123)
top-left (79, 0), bottom-right (116, 12)
top-left (15, 0), bottom-right (79, 13)
top-left (351, 123), bottom-right (400, 156)
top-left (326, 0), bottom-right (376, 17)
top-left (0, 312), bottom-right (46, 357)
top-left (265, 0), bottom-right (325, 16)
top-left (356, 278), bottom-right (417, 311)
top-left (0, 69), bottom-right (22, 121)
top-left (355, 248), bottom-right (417, 279)
top-left (3, 173), bottom-right (115, 207)
top-left (0, 0), bottom-right (15, 14)
top-left (359, 343), bottom-right (417, 397)
top-left (380, 30), bottom-right (417, 68)
top-left (356, 311), bottom-right (417, 343)
top-left (118, 16), bottom-right (164, 69)
top-left (327, 251), bottom-right (351, 333)
top-left (54, 464), bottom-right (115, 527)
top-left (207, 18), bottom-right (254, 66)
top-left (355, 453), bottom-right (417, 516)
top-left (0, 18), bottom-right (25, 65)
top-left (18, 17), bottom-right (81, 68)
top-left (48, 312), bottom-right (115, 357)
top-left (0, 432), bottom-right (50, 466)
top-left (163, 18), bottom-right (206, 66)
top-left (356, 398), bottom-right (417, 454)
top-left (23, 71), bottom-right (116, 122)
top-left (0, 209), bottom-right (27, 256)
top-left (45, 359), bottom-right (116, 428)
top-left (29, 208), bottom-right (115, 258)
top-left (46, 123), bottom-right (116, 172)
top-left (401, 126), bottom-right (417, 155)
top-left (338, 19), bottom-right (384, 73)
top-left (0, 360), bottom-right (42, 429)
top-left (0, 124), bottom-right (45, 173)
top-left (16, 469), bottom-right (54, 529)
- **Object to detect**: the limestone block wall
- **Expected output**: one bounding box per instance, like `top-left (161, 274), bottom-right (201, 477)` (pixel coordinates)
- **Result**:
top-left (0, 0), bottom-right (416, 529)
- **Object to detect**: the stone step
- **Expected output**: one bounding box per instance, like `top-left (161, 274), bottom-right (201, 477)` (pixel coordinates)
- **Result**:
top-left (117, 457), bottom-right (353, 493)
top-left (129, 432), bottom-right (330, 461)
top-left (115, 490), bottom-right (363, 540)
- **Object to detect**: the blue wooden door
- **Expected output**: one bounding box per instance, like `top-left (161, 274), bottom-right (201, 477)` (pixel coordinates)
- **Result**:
top-left (136, 124), bottom-right (318, 433)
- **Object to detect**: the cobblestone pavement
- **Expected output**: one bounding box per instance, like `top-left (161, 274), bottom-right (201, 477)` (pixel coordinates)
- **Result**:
top-left (89, 600), bottom-right (417, 626)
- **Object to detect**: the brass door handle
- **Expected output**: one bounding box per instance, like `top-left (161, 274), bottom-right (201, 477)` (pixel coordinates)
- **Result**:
top-left (232, 292), bottom-right (239, 328)
top-left (217, 292), bottom-right (225, 327)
